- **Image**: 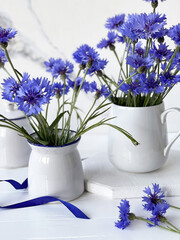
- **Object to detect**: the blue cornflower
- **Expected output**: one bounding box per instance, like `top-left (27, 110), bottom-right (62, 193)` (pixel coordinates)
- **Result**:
top-left (118, 80), bottom-right (130, 94)
top-left (134, 42), bottom-right (145, 57)
top-left (152, 28), bottom-right (168, 40)
top-left (149, 43), bottom-right (172, 62)
top-left (159, 72), bottom-right (179, 87)
top-left (105, 14), bottom-right (125, 30)
top-left (129, 81), bottom-right (142, 95)
top-left (0, 27), bottom-right (17, 45)
top-left (73, 44), bottom-right (108, 75)
top-left (53, 82), bottom-right (69, 98)
top-left (172, 52), bottom-right (180, 70)
top-left (139, 13), bottom-right (166, 39)
top-left (44, 58), bottom-right (56, 73)
top-left (0, 49), bottom-right (7, 67)
top-left (140, 74), bottom-right (164, 94)
top-left (15, 77), bottom-right (53, 116)
top-left (143, 0), bottom-right (166, 2)
top-left (115, 199), bottom-right (135, 230)
top-left (2, 72), bottom-right (30, 102)
top-left (51, 59), bottom-right (74, 80)
top-left (168, 24), bottom-right (180, 46)
top-left (142, 183), bottom-right (166, 211)
top-left (90, 81), bottom-right (110, 98)
top-left (147, 202), bottom-right (170, 227)
top-left (126, 54), bottom-right (154, 71)
top-left (97, 31), bottom-right (118, 49)
top-left (68, 77), bottom-right (90, 93)
top-left (119, 14), bottom-right (142, 42)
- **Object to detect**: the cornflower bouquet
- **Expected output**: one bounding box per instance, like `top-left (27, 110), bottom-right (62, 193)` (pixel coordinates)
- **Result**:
top-left (115, 183), bottom-right (180, 234)
top-left (0, 27), bottom-right (138, 146)
top-left (95, 0), bottom-right (180, 107)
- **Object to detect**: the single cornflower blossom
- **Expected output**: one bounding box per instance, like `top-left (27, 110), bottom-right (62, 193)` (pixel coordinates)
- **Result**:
top-left (0, 27), bottom-right (17, 46)
top-left (90, 81), bottom-right (110, 99)
top-left (159, 72), bottom-right (180, 87)
top-left (53, 82), bottom-right (69, 99)
top-left (0, 49), bottom-right (7, 67)
top-left (51, 59), bottom-right (74, 80)
top-left (105, 14), bottom-right (125, 30)
top-left (73, 44), bottom-right (108, 75)
top-left (97, 31), bottom-right (118, 50)
top-left (143, 0), bottom-right (166, 2)
top-left (147, 202), bottom-right (170, 227)
top-left (115, 199), bottom-right (135, 230)
top-left (168, 24), bottom-right (180, 46)
top-left (2, 72), bottom-right (30, 102)
top-left (14, 77), bottom-right (53, 116)
top-left (149, 43), bottom-right (172, 62)
top-left (126, 54), bottom-right (154, 71)
top-left (172, 52), bottom-right (180, 70)
top-left (142, 183), bottom-right (166, 211)
top-left (44, 58), bottom-right (57, 73)
top-left (68, 77), bottom-right (90, 93)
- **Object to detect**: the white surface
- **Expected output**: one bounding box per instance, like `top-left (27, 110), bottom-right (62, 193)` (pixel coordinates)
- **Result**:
top-left (84, 150), bottom-right (180, 199)
top-left (0, 134), bottom-right (179, 240)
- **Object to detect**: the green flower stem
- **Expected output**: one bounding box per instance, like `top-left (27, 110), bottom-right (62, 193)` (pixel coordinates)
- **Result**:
top-left (163, 46), bottom-right (179, 73)
top-left (3, 47), bottom-right (21, 82)
top-left (119, 43), bottom-right (127, 80)
top-left (113, 49), bottom-right (126, 79)
top-left (102, 74), bottom-right (118, 88)
top-left (166, 220), bottom-right (180, 232)
top-left (170, 204), bottom-right (180, 210)
top-left (55, 97), bottom-right (60, 145)
top-left (135, 217), bottom-right (180, 234)
top-left (45, 77), bottom-right (54, 120)
top-left (71, 72), bottom-right (139, 145)
top-left (59, 68), bottom-right (87, 145)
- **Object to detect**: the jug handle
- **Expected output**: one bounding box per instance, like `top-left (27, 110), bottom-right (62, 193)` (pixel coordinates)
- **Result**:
top-left (161, 107), bottom-right (180, 157)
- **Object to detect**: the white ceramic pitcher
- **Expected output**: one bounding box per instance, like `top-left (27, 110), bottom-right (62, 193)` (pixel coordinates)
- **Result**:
top-left (28, 136), bottom-right (84, 201)
top-left (108, 102), bottom-right (180, 173)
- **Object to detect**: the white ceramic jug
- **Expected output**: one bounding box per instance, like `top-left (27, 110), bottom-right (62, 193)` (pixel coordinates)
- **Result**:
top-left (108, 102), bottom-right (180, 173)
top-left (28, 137), bottom-right (84, 201)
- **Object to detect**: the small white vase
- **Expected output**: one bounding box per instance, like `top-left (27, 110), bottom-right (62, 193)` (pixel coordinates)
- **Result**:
top-left (0, 103), bottom-right (31, 168)
top-left (108, 102), bottom-right (180, 173)
top-left (28, 136), bottom-right (84, 201)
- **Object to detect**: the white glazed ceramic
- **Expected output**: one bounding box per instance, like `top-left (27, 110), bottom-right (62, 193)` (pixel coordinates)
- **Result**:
top-left (28, 136), bottom-right (84, 201)
top-left (108, 102), bottom-right (180, 173)
top-left (0, 103), bottom-right (31, 168)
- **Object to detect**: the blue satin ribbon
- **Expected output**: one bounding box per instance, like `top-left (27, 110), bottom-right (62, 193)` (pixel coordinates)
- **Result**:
top-left (0, 178), bottom-right (89, 219)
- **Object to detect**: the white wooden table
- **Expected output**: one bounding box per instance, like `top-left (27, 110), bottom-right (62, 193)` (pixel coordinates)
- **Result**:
top-left (0, 134), bottom-right (180, 240)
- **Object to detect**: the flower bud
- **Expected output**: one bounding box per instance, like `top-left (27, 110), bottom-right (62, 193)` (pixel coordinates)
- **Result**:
top-left (96, 70), bottom-right (103, 77)
top-left (159, 216), bottom-right (167, 223)
top-left (151, 0), bottom-right (158, 9)
top-left (158, 37), bottom-right (164, 43)
top-left (0, 62), bottom-right (5, 68)
top-left (109, 44), bottom-right (115, 51)
top-left (86, 59), bottom-right (93, 68)
top-left (137, 66), bottom-right (146, 74)
top-left (79, 63), bottom-right (86, 70)
top-left (128, 213), bottom-right (136, 221)
top-left (95, 90), bottom-right (101, 100)
top-left (61, 74), bottom-right (66, 81)
top-left (0, 42), bottom-right (8, 49)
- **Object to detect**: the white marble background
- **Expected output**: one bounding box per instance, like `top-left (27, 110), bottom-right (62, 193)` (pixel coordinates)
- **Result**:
top-left (0, 0), bottom-right (180, 134)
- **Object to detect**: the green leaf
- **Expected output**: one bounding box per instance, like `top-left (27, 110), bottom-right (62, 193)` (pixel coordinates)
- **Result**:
top-left (49, 111), bottom-right (68, 131)
top-left (104, 123), bottom-right (139, 145)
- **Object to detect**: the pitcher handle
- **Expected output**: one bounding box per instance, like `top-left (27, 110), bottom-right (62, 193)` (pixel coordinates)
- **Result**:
top-left (161, 107), bottom-right (180, 157)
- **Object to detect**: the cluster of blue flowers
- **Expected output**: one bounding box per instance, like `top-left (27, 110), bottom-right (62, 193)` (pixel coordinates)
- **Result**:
top-left (115, 184), bottom-right (180, 233)
top-left (95, 0), bottom-right (180, 106)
